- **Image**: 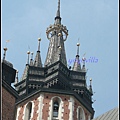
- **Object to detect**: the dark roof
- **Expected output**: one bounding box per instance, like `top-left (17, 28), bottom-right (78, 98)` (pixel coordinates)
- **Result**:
top-left (92, 107), bottom-right (119, 120)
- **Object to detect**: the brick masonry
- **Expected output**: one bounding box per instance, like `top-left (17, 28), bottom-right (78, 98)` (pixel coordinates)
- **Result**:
top-left (16, 92), bottom-right (91, 120)
top-left (2, 87), bottom-right (16, 120)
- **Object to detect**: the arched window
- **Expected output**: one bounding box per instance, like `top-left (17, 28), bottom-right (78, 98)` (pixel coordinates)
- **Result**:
top-left (24, 102), bottom-right (32, 120)
top-left (51, 97), bottom-right (62, 119)
top-left (88, 115), bottom-right (91, 120)
top-left (53, 101), bottom-right (59, 117)
top-left (77, 107), bottom-right (85, 120)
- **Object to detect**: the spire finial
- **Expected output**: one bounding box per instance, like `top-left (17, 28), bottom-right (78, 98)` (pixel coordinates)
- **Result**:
top-left (3, 47), bottom-right (8, 60)
top-left (3, 40), bottom-right (10, 60)
top-left (27, 51), bottom-right (30, 64)
top-left (77, 43), bottom-right (80, 55)
top-left (76, 38), bottom-right (80, 55)
top-left (72, 40), bottom-right (81, 72)
top-left (57, 0), bottom-right (60, 17)
top-left (30, 52), bottom-right (34, 66)
top-left (89, 78), bottom-right (93, 94)
top-left (34, 39), bottom-right (42, 67)
top-left (90, 78), bottom-right (92, 86)
top-left (38, 38), bottom-right (41, 51)
top-left (31, 52), bottom-right (34, 59)
top-left (82, 53), bottom-right (86, 67)
top-left (55, 0), bottom-right (61, 20)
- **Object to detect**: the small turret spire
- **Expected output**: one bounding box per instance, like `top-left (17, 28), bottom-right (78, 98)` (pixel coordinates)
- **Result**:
top-left (77, 43), bottom-right (80, 56)
top-left (89, 78), bottom-right (93, 94)
top-left (38, 38), bottom-right (41, 51)
top-left (72, 42), bottom-right (81, 72)
top-left (30, 52), bottom-right (34, 66)
top-left (27, 51), bottom-right (30, 65)
top-left (82, 57), bottom-right (86, 70)
top-left (3, 47), bottom-right (7, 60)
top-left (82, 53), bottom-right (86, 71)
top-left (34, 38), bottom-right (42, 67)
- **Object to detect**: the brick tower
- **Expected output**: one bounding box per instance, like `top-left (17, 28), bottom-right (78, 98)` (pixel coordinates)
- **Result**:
top-left (14, 0), bottom-right (95, 120)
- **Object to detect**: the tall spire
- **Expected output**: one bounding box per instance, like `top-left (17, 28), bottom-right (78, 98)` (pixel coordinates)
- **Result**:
top-left (45, 0), bottom-right (68, 67)
top-left (34, 38), bottom-right (42, 67)
top-left (72, 43), bottom-right (81, 71)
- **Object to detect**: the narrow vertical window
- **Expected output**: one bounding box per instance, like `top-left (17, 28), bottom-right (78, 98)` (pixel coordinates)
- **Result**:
top-left (53, 101), bottom-right (59, 117)
top-left (78, 108), bottom-right (80, 120)
top-left (51, 97), bottom-right (62, 119)
top-left (77, 107), bottom-right (85, 120)
top-left (24, 102), bottom-right (32, 120)
top-left (28, 103), bottom-right (32, 119)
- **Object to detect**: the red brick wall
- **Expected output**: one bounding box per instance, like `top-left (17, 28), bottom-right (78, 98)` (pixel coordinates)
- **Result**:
top-left (2, 87), bottom-right (16, 120)
top-left (42, 93), bottom-right (70, 120)
top-left (17, 94), bottom-right (39, 120)
top-left (73, 99), bottom-right (90, 120)
top-left (31, 98), bottom-right (39, 120)
top-left (60, 95), bottom-right (70, 120)
top-left (42, 94), bottom-right (51, 120)
top-left (16, 92), bottom-right (90, 120)
top-left (18, 106), bottom-right (25, 120)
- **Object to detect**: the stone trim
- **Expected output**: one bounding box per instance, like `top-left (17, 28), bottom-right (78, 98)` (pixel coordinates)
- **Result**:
top-left (48, 96), bottom-right (63, 120)
top-left (23, 101), bottom-right (34, 120)
top-left (77, 106), bottom-right (86, 120)
top-left (68, 96), bottom-right (74, 120)
top-left (37, 93), bottom-right (44, 120)
top-left (16, 106), bottom-right (20, 120)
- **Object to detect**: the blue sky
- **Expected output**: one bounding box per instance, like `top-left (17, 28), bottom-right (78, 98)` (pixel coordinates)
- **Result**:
top-left (2, 0), bottom-right (118, 118)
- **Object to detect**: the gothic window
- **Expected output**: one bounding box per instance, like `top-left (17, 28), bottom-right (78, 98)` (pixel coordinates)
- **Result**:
top-left (77, 107), bottom-right (85, 120)
top-left (53, 101), bottom-right (59, 117)
top-left (24, 102), bottom-right (32, 120)
top-left (88, 115), bottom-right (91, 120)
top-left (51, 97), bottom-right (62, 119)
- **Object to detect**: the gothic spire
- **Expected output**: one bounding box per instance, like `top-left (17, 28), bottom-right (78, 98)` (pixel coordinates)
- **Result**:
top-left (45, 0), bottom-right (68, 67)
top-left (34, 38), bottom-right (42, 67)
top-left (21, 51), bottom-right (30, 81)
top-left (72, 43), bottom-right (81, 71)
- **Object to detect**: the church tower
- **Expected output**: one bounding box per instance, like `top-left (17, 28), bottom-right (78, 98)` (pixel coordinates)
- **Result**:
top-left (14, 0), bottom-right (94, 120)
